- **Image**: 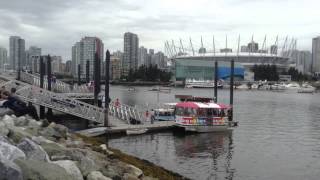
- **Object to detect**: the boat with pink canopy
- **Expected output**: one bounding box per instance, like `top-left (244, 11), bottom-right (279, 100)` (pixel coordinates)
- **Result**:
top-left (174, 101), bottom-right (237, 132)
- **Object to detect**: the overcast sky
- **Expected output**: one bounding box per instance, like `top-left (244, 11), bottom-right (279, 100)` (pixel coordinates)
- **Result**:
top-left (0, 0), bottom-right (319, 60)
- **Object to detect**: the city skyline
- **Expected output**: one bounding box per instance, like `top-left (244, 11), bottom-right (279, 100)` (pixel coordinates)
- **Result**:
top-left (0, 0), bottom-right (319, 60)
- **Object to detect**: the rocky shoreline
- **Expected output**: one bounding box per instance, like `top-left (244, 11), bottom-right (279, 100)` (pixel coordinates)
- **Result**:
top-left (0, 114), bottom-right (187, 180)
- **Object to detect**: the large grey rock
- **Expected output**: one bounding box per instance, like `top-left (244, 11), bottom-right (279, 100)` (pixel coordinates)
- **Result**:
top-left (14, 159), bottom-right (73, 180)
top-left (100, 144), bottom-right (114, 156)
top-left (7, 126), bottom-right (33, 143)
top-left (40, 122), bottom-right (68, 140)
top-left (0, 135), bottom-right (11, 144)
top-left (0, 121), bottom-right (9, 136)
top-left (52, 160), bottom-right (84, 180)
top-left (2, 115), bottom-right (15, 127)
top-left (14, 116), bottom-right (29, 127)
top-left (0, 158), bottom-right (23, 180)
top-left (32, 136), bottom-right (56, 145)
top-left (0, 141), bottom-right (26, 161)
top-left (123, 173), bottom-right (140, 180)
top-left (28, 119), bottom-right (42, 128)
top-left (123, 164), bottom-right (143, 178)
top-left (17, 138), bottom-right (50, 162)
top-left (87, 171), bottom-right (112, 180)
top-left (0, 108), bottom-right (13, 116)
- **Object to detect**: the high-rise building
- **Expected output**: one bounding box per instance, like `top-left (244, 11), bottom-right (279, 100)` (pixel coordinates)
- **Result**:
top-left (110, 55), bottom-right (121, 80)
top-left (51, 56), bottom-right (62, 73)
top-left (72, 37), bottom-right (104, 79)
top-left (248, 41), bottom-right (259, 53)
top-left (149, 49), bottom-right (154, 55)
top-left (0, 47), bottom-right (8, 70)
top-left (26, 46), bottom-right (41, 72)
top-left (65, 60), bottom-right (72, 73)
top-left (138, 46), bottom-right (148, 67)
top-left (9, 36), bottom-right (25, 70)
top-left (297, 51), bottom-right (312, 74)
top-left (150, 51), bottom-right (166, 68)
top-left (240, 45), bottom-right (248, 52)
top-left (123, 32), bottom-right (139, 76)
top-left (312, 36), bottom-right (320, 73)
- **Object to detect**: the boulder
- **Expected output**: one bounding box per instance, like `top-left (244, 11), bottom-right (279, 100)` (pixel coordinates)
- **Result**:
top-left (28, 119), bottom-right (42, 128)
top-left (0, 108), bottom-right (13, 116)
top-left (2, 115), bottom-right (15, 127)
top-left (123, 173), bottom-right (140, 180)
top-left (0, 135), bottom-right (12, 144)
top-left (14, 159), bottom-right (73, 180)
top-left (17, 138), bottom-right (50, 162)
top-left (0, 141), bottom-right (26, 161)
top-left (32, 136), bottom-right (57, 145)
top-left (123, 164), bottom-right (143, 178)
top-left (40, 122), bottom-right (68, 140)
top-left (65, 139), bottom-right (86, 148)
top-left (0, 158), bottom-right (23, 180)
top-left (14, 116), bottom-right (29, 127)
top-left (39, 141), bottom-right (68, 159)
top-left (7, 126), bottom-right (33, 143)
top-left (52, 160), bottom-right (84, 180)
top-left (100, 144), bottom-right (114, 156)
top-left (0, 121), bottom-right (9, 136)
top-left (87, 171), bottom-right (112, 180)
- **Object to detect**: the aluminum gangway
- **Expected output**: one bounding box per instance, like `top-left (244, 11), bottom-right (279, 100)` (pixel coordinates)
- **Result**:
top-left (0, 76), bottom-right (144, 125)
top-left (19, 72), bottom-right (92, 94)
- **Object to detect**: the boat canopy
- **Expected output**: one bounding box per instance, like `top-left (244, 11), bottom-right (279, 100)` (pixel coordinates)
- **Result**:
top-left (175, 102), bottom-right (222, 109)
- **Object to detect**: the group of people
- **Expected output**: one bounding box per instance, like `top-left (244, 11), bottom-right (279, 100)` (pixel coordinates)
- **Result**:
top-left (0, 86), bottom-right (39, 120)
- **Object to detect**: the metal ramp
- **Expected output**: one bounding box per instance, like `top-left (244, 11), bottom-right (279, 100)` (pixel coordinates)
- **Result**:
top-left (108, 102), bottom-right (143, 124)
top-left (0, 75), bottom-right (144, 125)
top-left (19, 72), bottom-right (92, 94)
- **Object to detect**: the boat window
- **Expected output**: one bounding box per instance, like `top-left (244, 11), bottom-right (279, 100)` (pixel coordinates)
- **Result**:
top-left (175, 107), bottom-right (184, 116)
top-left (182, 107), bottom-right (195, 116)
top-left (198, 108), bottom-right (207, 116)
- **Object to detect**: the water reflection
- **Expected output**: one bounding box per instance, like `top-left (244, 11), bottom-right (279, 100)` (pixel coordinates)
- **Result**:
top-left (173, 132), bottom-right (235, 180)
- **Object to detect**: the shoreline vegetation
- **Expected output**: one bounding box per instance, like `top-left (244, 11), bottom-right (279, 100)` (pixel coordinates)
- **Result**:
top-left (0, 114), bottom-right (188, 180)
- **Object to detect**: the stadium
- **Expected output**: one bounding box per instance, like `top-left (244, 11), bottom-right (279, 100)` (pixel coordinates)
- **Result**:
top-left (165, 36), bottom-right (295, 82)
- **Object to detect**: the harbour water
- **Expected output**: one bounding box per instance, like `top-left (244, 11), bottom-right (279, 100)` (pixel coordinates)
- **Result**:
top-left (108, 86), bottom-right (320, 180)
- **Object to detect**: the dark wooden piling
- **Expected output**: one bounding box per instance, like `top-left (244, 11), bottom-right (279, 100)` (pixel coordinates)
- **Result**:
top-left (47, 55), bottom-right (53, 116)
top-left (230, 59), bottom-right (234, 120)
top-left (214, 61), bottom-right (218, 103)
top-left (39, 56), bottom-right (45, 119)
top-left (94, 53), bottom-right (101, 107)
top-left (105, 50), bottom-right (110, 127)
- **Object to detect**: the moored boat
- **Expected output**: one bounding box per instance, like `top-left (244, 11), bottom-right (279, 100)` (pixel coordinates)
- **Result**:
top-left (298, 83), bottom-right (315, 93)
top-left (151, 103), bottom-right (176, 121)
top-left (185, 79), bottom-right (223, 88)
top-left (174, 101), bottom-right (238, 133)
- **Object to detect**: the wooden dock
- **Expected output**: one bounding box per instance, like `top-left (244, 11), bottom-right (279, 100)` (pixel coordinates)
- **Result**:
top-left (77, 120), bottom-right (176, 137)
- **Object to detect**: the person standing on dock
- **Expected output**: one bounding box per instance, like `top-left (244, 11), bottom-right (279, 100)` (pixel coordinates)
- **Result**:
top-left (115, 98), bottom-right (120, 107)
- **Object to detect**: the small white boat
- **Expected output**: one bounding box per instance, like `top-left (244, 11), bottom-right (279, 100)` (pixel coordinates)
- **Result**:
top-left (285, 83), bottom-right (300, 90)
top-left (298, 84), bottom-right (315, 93)
top-left (126, 128), bottom-right (148, 135)
top-left (270, 84), bottom-right (286, 91)
top-left (185, 79), bottom-right (223, 88)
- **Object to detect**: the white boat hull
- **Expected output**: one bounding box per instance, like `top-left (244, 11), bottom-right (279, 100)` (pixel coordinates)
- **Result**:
top-left (175, 124), bottom-right (230, 132)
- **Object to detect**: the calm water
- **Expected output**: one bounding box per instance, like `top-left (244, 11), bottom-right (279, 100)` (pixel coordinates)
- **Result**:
top-left (108, 86), bottom-right (320, 180)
